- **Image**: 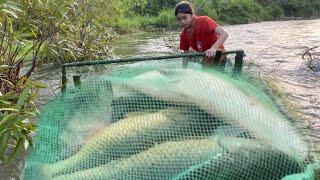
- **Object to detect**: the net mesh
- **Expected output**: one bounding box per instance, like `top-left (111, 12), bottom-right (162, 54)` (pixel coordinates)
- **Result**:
top-left (23, 59), bottom-right (319, 179)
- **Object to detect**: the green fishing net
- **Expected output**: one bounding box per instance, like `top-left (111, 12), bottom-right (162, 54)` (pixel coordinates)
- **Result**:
top-left (22, 58), bottom-right (319, 179)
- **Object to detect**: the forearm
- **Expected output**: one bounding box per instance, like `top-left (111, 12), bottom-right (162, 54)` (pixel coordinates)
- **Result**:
top-left (210, 27), bottom-right (229, 50)
top-left (212, 35), bottom-right (228, 49)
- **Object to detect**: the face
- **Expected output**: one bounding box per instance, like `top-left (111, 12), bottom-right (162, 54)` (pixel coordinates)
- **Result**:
top-left (176, 13), bottom-right (193, 29)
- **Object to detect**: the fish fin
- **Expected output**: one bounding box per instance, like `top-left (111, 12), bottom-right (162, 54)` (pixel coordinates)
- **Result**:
top-left (124, 111), bottom-right (151, 118)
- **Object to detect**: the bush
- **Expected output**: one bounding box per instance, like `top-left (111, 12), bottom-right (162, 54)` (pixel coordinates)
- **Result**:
top-left (265, 4), bottom-right (284, 20)
top-left (154, 9), bottom-right (176, 29)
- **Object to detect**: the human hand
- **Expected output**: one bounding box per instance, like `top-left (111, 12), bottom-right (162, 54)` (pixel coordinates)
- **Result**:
top-left (205, 47), bottom-right (217, 57)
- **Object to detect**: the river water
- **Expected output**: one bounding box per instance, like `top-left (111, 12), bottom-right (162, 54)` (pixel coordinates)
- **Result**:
top-left (1, 19), bottom-right (320, 179)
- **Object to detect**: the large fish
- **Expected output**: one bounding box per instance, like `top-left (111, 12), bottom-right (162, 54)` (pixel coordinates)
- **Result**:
top-left (52, 139), bottom-right (221, 180)
top-left (52, 136), bottom-right (303, 180)
top-left (39, 107), bottom-right (223, 178)
top-left (108, 68), bottom-right (310, 160)
top-left (174, 136), bottom-right (304, 180)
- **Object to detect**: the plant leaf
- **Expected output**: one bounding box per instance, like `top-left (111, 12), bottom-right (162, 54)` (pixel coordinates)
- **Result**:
top-left (1, 9), bottom-right (18, 19)
top-left (0, 65), bottom-right (11, 69)
top-left (0, 92), bottom-right (18, 101)
top-left (0, 99), bottom-right (11, 105)
top-left (16, 82), bottom-right (31, 110)
top-left (0, 113), bottom-right (32, 133)
top-left (0, 108), bottom-right (19, 112)
top-left (6, 137), bottom-right (24, 164)
top-left (0, 113), bottom-right (17, 131)
top-left (33, 82), bottom-right (47, 88)
top-left (0, 131), bottom-right (9, 160)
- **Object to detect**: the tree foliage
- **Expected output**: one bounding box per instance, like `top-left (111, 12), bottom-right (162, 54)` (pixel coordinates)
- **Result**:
top-left (16, 0), bottom-right (120, 63)
top-left (116, 0), bottom-right (319, 29)
top-left (0, 0), bottom-right (44, 164)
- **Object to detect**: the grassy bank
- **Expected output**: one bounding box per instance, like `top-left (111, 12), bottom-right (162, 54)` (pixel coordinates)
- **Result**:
top-left (114, 0), bottom-right (320, 33)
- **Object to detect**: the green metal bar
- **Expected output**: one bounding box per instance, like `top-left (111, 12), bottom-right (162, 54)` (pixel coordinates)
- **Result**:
top-left (61, 50), bottom-right (244, 91)
top-left (73, 75), bottom-right (81, 87)
top-left (202, 51), bottom-right (222, 69)
top-left (61, 66), bottom-right (67, 92)
top-left (213, 51), bottom-right (222, 67)
top-left (233, 50), bottom-right (245, 75)
top-left (62, 50), bottom-right (244, 68)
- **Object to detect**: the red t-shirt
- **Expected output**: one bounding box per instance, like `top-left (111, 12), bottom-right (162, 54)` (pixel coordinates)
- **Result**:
top-left (179, 16), bottom-right (225, 52)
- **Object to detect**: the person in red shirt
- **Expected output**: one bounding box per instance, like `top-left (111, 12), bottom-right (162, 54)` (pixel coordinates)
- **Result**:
top-left (175, 1), bottom-right (228, 65)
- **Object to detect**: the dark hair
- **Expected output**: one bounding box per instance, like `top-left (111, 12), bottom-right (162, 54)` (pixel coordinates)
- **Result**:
top-left (174, 1), bottom-right (194, 16)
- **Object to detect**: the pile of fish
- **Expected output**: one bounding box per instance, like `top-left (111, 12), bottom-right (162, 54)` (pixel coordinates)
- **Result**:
top-left (25, 68), bottom-right (315, 179)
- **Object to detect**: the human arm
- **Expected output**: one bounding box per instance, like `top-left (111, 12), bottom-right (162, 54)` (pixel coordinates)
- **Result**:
top-left (205, 26), bottom-right (228, 57)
